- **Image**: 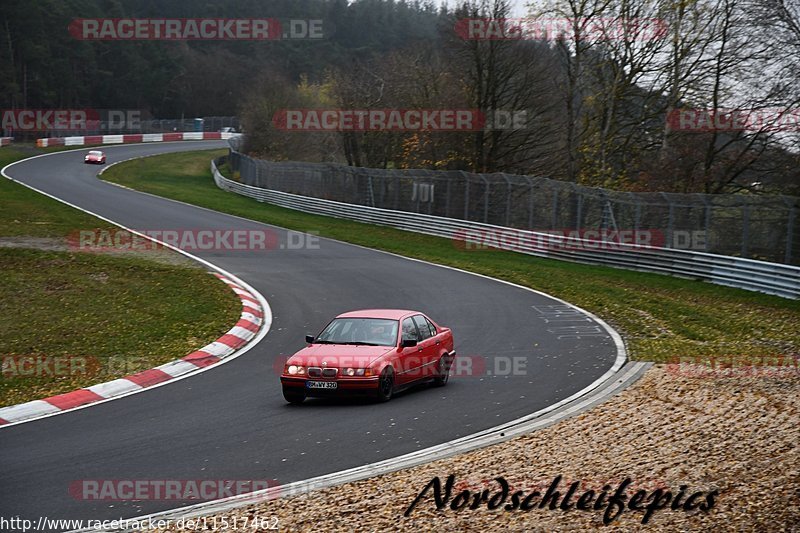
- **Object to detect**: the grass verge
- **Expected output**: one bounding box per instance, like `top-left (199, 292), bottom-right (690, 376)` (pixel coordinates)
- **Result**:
top-left (101, 149), bottom-right (800, 364)
top-left (0, 147), bottom-right (241, 407)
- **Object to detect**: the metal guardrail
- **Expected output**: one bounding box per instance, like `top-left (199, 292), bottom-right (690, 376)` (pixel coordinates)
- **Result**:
top-left (227, 150), bottom-right (800, 265)
top-left (211, 159), bottom-right (800, 299)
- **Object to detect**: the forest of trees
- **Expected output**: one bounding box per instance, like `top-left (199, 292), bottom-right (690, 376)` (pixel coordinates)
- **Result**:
top-left (2, 0), bottom-right (798, 194)
top-left (0, 0), bottom-right (444, 116)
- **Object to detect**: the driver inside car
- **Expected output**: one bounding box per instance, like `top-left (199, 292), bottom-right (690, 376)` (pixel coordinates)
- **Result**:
top-left (368, 325), bottom-right (392, 345)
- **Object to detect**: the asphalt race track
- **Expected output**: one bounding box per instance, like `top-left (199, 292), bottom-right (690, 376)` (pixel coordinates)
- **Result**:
top-left (0, 141), bottom-right (620, 529)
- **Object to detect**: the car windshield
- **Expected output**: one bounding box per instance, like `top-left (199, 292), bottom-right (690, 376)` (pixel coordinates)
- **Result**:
top-left (315, 318), bottom-right (398, 347)
top-left (88, 151), bottom-right (102, 156)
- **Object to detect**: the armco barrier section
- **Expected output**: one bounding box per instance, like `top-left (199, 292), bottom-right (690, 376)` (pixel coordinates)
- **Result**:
top-left (228, 150), bottom-right (800, 265)
top-left (36, 131), bottom-right (237, 147)
top-left (211, 159), bottom-right (800, 299)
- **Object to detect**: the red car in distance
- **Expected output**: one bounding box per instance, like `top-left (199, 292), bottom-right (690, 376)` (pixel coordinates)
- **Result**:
top-left (84, 150), bottom-right (106, 164)
top-left (281, 309), bottom-right (456, 404)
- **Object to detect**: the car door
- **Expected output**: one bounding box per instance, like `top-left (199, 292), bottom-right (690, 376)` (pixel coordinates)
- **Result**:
top-left (397, 316), bottom-right (423, 385)
top-left (412, 314), bottom-right (438, 381)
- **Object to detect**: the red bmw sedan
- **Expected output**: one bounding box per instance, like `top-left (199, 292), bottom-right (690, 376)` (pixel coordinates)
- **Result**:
top-left (84, 150), bottom-right (106, 164)
top-left (280, 309), bottom-right (456, 404)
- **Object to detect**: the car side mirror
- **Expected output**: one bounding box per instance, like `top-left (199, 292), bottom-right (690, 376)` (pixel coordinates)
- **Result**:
top-left (305, 335), bottom-right (315, 344)
top-left (401, 338), bottom-right (417, 348)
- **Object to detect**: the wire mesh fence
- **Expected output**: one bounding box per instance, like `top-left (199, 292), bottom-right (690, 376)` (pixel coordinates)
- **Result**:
top-left (226, 149), bottom-right (800, 265)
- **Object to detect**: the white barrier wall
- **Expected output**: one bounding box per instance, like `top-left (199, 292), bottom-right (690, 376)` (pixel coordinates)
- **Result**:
top-left (36, 132), bottom-right (238, 147)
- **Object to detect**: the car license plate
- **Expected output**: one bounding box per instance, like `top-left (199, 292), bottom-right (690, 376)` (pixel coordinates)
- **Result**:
top-left (306, 381), bottom-right (337, 390)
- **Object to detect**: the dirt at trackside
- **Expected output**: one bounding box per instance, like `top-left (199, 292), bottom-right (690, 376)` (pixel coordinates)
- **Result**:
top-left (164, 364), bottom-right (799, 532)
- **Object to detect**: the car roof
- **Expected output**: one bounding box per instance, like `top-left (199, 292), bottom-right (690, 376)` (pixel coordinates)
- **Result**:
top-left (336, 309), bottom-right (421, 320)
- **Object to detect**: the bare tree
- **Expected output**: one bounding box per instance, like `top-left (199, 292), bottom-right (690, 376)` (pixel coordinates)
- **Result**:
top-left (574, 0), bottom-right (674, 186)
top-left (239, 71), bottom-right (339, 162)
top-left (451, 0), bottom-right (564, 173)
top-left (382, 45), bottom-right (472, 170)
top-left (659, 0), bottom-right (797, 193)
top-left (534, 0), bottom-right (799, 192)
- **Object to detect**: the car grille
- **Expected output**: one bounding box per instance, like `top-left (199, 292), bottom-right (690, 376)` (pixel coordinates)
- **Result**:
top-left (308, 367), bottom-right (338, 378)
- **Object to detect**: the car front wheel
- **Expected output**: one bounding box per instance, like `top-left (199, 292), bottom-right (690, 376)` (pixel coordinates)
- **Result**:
top-left (282, 387), bottom-right (306, 404)
top-left (376, 367), bottom-right (394, 402)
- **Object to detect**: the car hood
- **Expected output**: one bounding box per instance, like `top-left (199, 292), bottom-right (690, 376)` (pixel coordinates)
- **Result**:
top-left (288, 344), bottom-right (394, 368)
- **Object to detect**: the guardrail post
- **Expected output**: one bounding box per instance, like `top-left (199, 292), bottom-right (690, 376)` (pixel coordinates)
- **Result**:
top-left (424, 170), bottom-right (436, 216)
top-left (526, 177), bottom-right (535, 229)
top-left (501, 173), bottom-right (513, 227)
top-left (551, 189), bottom-right (559, 229)
top-left (630, 192), bottom-right (640, 232)
top-left (703, 196), bottom-right (712, 252)
top-left (462, 171), bottom-right (470, 220)
top-left (661, 192), bottom-right (674, 248)
top-left (786, 205), bottom-right (796, 264)
top-left (742, 202), bottom-right (751, 258)
top-left (482, 176), bottom-right (490, 223)
top-left (367, 175), bottom-right (375, 208)
top-left (445, 177), bottom-right (451, 218)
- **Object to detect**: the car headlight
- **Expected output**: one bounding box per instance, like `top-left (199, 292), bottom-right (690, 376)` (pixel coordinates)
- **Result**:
top-left (285, 365), bottom-right (305, 375)
top-left (343, 368), bottom-right (368, 376)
